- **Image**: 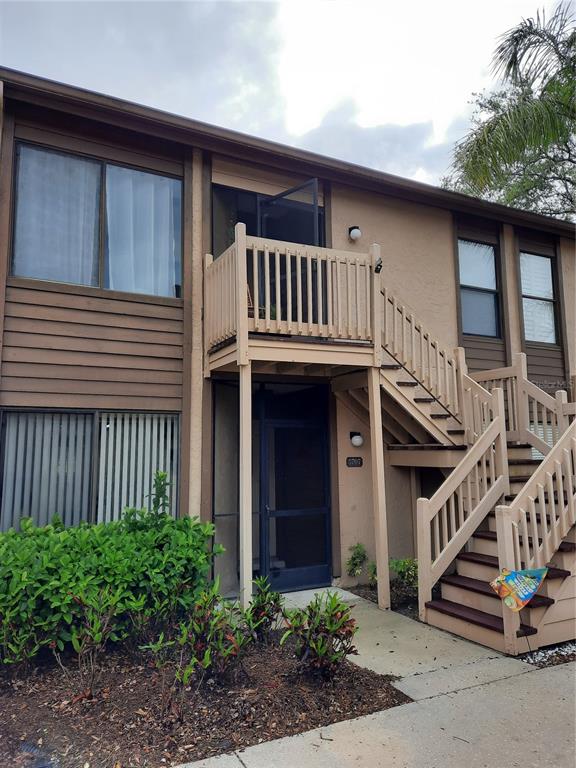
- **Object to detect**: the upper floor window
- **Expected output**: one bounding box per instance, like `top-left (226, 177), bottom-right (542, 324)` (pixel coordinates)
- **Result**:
top-left (457, 238), bottom-right (500, 337)
top-left (12, 144), bottom-right (182, 298)
top-left (520, 251), bottom-right (557, 344)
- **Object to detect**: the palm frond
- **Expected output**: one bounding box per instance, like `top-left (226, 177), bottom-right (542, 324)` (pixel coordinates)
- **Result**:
top-left (492, 2), bottom-right (575, 87)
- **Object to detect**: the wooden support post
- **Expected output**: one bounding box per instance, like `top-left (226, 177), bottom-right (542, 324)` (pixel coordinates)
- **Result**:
top-left (495, 504), bottom-right (521, 655)
top-left (492, 388), bottom-right (510, 494)
top-left (370, 244), bottom-right (382, 367)
top-left (367, 366), bottom-right (390, 608)
top-left (514, 353), bottom-right (529, 438)
top-left (238, 362), bottom-right (253, 609)
top-left (235, 222), bottom-right (249, 366)
top-left (555, 390), bottom-right (569, 436)
top-left (416, 496), bottom-right (431, 621)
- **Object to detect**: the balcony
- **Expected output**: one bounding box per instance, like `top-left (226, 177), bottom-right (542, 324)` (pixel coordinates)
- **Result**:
top-left (204, 224), bottom-right (381, 373)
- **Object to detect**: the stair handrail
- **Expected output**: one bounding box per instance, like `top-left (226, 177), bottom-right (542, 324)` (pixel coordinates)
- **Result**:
top-left (417, 387), bottom-right (509, 620)
top-left (472, 353), bottom-right (570, 453)
top-left (495, 420), bottom-right (576, 653)
top-left (379, 287), bottom-right (461, 418)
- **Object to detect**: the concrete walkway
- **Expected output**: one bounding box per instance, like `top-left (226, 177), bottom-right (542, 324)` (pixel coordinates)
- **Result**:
top-left (179, 592), bottom-right (576, 768)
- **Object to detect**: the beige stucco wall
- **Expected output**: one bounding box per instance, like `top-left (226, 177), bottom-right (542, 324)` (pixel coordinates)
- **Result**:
top-left (334, 397), bottom-right (415, 587)
top-left (330, 184), bottom-right (459, 351)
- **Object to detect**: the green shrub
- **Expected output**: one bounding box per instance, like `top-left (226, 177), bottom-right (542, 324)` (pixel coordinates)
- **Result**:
top-left (0, 507), bottom-right (217, 668)
top-left (345, 543), bottom-right (368, 578)
top-left (280, 591), bottom-right (358, 678)
top-left (367, 560), bottom-right (377, 587)
top-left (389, 557), bottom-right (418, 588)
top-left (245, 576), bottom-right (284, 642)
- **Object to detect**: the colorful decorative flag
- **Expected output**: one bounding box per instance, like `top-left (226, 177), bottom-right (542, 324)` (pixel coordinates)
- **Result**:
top-left (490, 568), bottom-right (548, 612)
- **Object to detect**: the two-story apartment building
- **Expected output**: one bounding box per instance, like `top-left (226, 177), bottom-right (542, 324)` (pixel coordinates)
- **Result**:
top-left (0, 68), bottom-right (574, 655)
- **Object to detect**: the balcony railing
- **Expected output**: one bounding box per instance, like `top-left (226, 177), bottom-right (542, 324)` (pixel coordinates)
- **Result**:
top-left (205, 224), bottom-right (379, 354)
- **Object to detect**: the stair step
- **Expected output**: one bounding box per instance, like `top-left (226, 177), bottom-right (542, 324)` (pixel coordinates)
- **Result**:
top-left (381, 364), bottom-right (402, 370)
top-left (507, 443), bottom-right (533, 449)
top-left (397, 381), bottom-right (418, 387)
top-left (414, 397), bottom-right (435, 403)
top-left (387, 443), bottom-right (467, 451)
top-left (447, 429), bottom-right (466, 435)
top-left (473, 530), bottom-right (576, 553)
top-left (440, 574), bottom-right (554, 608)
top-left (456, 551), bottom-right (571, 579)
top-left (508, 459), bottom-right (541, 466)
top-left (430, 413), bottom-right (451, 420)
top-left (425, 599), bottom-right (537, 637)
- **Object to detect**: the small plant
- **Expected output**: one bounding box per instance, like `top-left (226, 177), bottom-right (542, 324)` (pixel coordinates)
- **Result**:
top-left (280, 591), bottom-right (358, 678)
top-left (140, 632), bottom-right (176, 715)
top-left (345, 543), bottom-right (368, 578)
top-left (149, 470), bottom-right (171, 515)
top-left (367, 561), bottom-right (377, 587)
top-left (246, 576), bottom-right (284, 642)
top-left (389, 558), bottom-right (418, 588)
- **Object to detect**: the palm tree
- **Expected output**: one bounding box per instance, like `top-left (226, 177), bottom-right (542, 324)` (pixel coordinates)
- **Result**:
top-left (450, 3), bottom-right (575, 196)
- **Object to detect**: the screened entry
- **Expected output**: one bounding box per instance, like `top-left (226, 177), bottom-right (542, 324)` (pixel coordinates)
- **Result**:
top-left (0, 411), bottom-right (180, 531)
top-left (213, 381), bottom-right (331, 595)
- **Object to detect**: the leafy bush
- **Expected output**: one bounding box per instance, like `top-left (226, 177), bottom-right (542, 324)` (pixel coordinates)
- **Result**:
top-left (367, 561), bottom-right (377, 587)
top-left (345, 543), bottom-right (368, 578)
top-left (280, 591), bottom-right (358, 678)
top-left (389, 557), bottom-right (418, 588)
top-left (0, 504), bottom-right (217, 673)
top-left (245, 576), bottom-right (284, 642)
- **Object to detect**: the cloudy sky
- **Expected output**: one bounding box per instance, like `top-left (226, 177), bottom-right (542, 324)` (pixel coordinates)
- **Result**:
top-left (0, 0), bottom-right (557, 184)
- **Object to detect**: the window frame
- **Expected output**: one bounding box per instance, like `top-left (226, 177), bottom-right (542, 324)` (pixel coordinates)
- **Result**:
top-left (10, 140), bottom-right (184, 300)
top-left (457, 236), bottom-right (503, 340)
top-left (518, 248), bottom-right (560, 347)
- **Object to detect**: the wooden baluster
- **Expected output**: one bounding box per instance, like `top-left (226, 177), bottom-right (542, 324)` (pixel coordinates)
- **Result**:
top-left (435, 343), bottom-right (440, 397)
top-left (513, 527), bottom-right (522, 571)
top-left (326, 255), bottom-right (333, 337)
top-left (264, 246), bottom-right (271, 331)
top-left (449, 495), bottom-right (457, 538)
top-left (274, 248), bottom-right (281, 330)
top-left (400, 304), bottom-right (406, 364)
top-left (250, 247), bottom-right (258, 331)
top-left (555, 459), bottom-right (567, 538)
top-left (286, 249), bottom-right (292, 333)
top-left (457, 484), bottom-right (465, 529)
top-left (564, 447), bottom-right (575, 526)
top-left (537, 483), bottom-right (550, 564)
top-left (441, 503), bottom-right (448, 553)
top-left (355, 258), bottom-right (361, 338)
top-left (296, 251), bottom-right (303, 334)
top-left (546, 471), bottom-right (559, 551)
top-left (365, 263), bottom-right (371, 341)
top-left (465, 473), bottom-right (472, 519)
top-left (383, 288), bottom-right (389, 348)
top-left (392, 296), bottom-right (398, 354)
top-left (410, 314), bottom-right (415, 373)
top-left (318, 253), bottom-right (324, 332)
top-left (433, 513), bottom-right (440, 560)
top-left (346, 259), bottom-right (353, 338)
top-left (306, 252), bottom-right (313, 335)
top-left (336, 258), bottom-right (342, 338)
top-left (520, 512), bottom-right (531, 568)
top-left (531, 397), bottom-right (538, 442)
top-left (528, 497), bottom-right (541, 567)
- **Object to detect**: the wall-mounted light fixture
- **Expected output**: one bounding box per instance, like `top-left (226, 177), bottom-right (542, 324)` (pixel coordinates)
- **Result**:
top-left (350, 431), bottom-right (364, 448)
top-left (348, 226), bottom-right (362, 242)
top-left (374, 257), bottom-right (383, 274)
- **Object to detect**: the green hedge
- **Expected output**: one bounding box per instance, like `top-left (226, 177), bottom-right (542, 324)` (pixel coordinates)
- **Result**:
top-left (0, 510), bottom-right (217, 665)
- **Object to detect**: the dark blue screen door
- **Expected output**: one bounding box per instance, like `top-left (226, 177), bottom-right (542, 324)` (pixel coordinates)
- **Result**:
top-left (261, 420), bottom-right (331, 592)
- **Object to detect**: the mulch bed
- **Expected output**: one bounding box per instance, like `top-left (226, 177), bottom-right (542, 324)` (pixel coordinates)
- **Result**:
top-left (349, 582), bottom-right (420, 620)
top-left (0, 637), bottom-right (410, 768)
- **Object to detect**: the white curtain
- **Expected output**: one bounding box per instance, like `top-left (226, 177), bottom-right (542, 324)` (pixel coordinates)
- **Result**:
top-left (105, 165), bottom-right (182, 297)
top-left (13, 145), bottom-right (100, 286)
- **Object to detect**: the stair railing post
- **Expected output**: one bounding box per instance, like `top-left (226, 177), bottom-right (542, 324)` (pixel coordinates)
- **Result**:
top-left (514, 352), bottom-right (529, 440)
top-left (417, 497), bottom-right (432, 621)
top-left (492, 387), bottom-right (510, 494)
top-left (454, 347), bottom-right (469, 442)
top-left (495, 504), bottom-right (521, 655)
top-left (555, 390), bottom-right (569, 437)
top-left (370, 243), bottom-right (382, 367)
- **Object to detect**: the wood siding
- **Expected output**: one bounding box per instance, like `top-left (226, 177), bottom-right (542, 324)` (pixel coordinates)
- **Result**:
top-left (462, 336), bottom-right (507, 373)
top-left (525, 342), bottom-right (566, 394)
top-left (0, 282), bottom-right (183, 410)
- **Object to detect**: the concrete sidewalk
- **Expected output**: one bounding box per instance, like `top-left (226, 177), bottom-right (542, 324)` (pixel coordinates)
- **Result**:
top-left (178, 593), bottom-right (576, 768)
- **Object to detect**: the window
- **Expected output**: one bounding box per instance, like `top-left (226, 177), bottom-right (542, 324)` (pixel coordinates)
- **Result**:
top-left (12, 144), bottom-right (182, 298)
top-left (458, 239), bottom-right (500, 337)
top-left (520, 252), bottom-right (557, 344)
top-left (0, 411), bottom-right (180, 531)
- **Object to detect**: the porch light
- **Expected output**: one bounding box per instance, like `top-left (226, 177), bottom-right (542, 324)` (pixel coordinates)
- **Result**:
top-left (350, 431), bottom-right (364, 448)
top-left (348, 226), bottom-right (362, 242)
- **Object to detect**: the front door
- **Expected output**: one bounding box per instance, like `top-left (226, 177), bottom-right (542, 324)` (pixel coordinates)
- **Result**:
top-left (257, 384), bottom-right (331, 591)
